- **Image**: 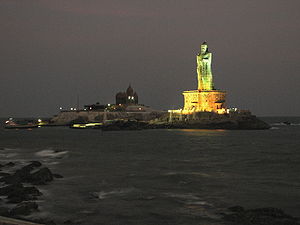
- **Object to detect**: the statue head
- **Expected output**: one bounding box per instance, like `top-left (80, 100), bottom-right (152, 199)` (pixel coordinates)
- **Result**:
top-left (200, 42), bottom-right (208, 54)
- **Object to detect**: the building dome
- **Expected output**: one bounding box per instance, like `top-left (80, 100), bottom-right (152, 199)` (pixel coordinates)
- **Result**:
top-left (126, 85), bottom-right (134, 96)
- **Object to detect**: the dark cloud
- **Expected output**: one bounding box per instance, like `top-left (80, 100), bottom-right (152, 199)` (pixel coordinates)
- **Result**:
top-left (0, 0), bottom-right (300, 117)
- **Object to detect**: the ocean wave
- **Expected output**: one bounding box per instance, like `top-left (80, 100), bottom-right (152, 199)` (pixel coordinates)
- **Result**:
top-left (91, 188), bottom-right (135, 200)
top-left (2, 148), bottom-right (18, 151)
top-left (35, 149), bottom-right (68, 158)
top-left (164, 192), bottom-right (201, 201)
top-left (271, 122), bottom-right (300, 126)
top-left (163, 171), bottom-right (211, 177)
top-left (0, 153), bottom-right (18, 158)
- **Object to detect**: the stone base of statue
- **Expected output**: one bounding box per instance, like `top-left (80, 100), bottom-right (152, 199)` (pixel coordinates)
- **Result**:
top-left (182, 89), bottom-right (226, 114)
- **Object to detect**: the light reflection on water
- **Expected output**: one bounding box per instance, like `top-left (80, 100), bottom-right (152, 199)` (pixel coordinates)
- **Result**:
top-left (178, 129), bottom-right (227, 136)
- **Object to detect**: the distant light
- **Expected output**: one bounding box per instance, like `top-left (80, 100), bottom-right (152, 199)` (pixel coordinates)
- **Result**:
top-left (74, 108), bottom-right (77, 111)
top-left (70, 108), bottom-right (73, 111)
top-left (108, 104), bottom-right (111, 106)
top-left (38, 119), bottom-right (42, 123)
top-left (59, 107), bottom-right (63, 110)
top-left (90, 107), bottom-right (92, 110)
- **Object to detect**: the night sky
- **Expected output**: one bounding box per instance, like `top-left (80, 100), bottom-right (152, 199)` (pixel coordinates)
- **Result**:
top-left (1, 0), bottom-right (300, 117)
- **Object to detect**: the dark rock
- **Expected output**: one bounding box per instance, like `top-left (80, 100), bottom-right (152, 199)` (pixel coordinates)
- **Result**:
top-left (0, 172), bottom-right (10, 177)
top-left (0, 207), bottom-right (10, 216)
top-left (4, 162), bottom-right (15, 167)
top-left (0, 174), bottom-right (19, 184)
top-left (27, 167), bottom-right (53, 185)
top-left (248, 207), bottom-right (295, 219)
top-left (228, 205), bottom-right (245, 213)
top-left (23, 186), bottom-right (42, 196)
top-left (53, 173), bottom-right (63, 178)
top-left (7, 193), bottom-right (37, 203)
top-left (9, 201), bottom-right (38, 216)
top-left (0, 162), bottom-right (43, 184)
top-left (0, 183), bottom-right (24, 195)
top-left (7, 186), bottom-right (42, 203)
top-left (31, 218), bottom-right (57, 225)
top-left (28, 161), bottom-right (42, 168)
top-left (0, 183), bottom-right (42, 203)
top-left (223, 207), bottom-right (299, 225)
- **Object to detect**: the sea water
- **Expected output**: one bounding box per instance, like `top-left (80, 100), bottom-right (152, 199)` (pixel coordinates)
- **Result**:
top-left (0, 117), bottom-right (299, 225)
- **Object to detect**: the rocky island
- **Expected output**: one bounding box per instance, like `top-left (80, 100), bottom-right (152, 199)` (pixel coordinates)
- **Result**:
top-left (47, 42), bottom-right (270, 130)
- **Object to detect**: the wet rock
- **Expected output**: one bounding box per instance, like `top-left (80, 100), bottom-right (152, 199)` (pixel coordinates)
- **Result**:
top-left (0, 207), bottom-right (10, 216)
top-left (0, 161), bottom-right (43, 184)
top-left (28, 161), bottom-right (42, 168)
top-left (53, 173), bottom-right (63, 178)
top-left (31, 218), bottom-right (57, 225)
top-left (228, 205), bottom-right (245, 213)
top-left (0, 172), bottom-right (10, 177)
top-left (0, 183), bottom-right (42, 203)
top-left (63, 220), bottom-right (73, 224)
top-left (0, 183), bottom-right (24, 195)
top-left (223, 207), bottom-right (299, 225)
top-left (4, 162), bottom-right (15, 167)
top-left (27, 167), bottom-right (53, 185)
top-left (7, 186), bottom-right (42, 203)
top-left (9, 201), bottom-right (38, 216)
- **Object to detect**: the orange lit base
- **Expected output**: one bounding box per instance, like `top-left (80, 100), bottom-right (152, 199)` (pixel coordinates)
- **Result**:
top-left (182, 89), bottom-right (226, 114)
top-left (168, 108), bottom-right (227, 115)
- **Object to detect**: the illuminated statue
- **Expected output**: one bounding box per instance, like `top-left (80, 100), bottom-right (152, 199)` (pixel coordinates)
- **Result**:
top-left (197, 42), bottom-right (214, 90)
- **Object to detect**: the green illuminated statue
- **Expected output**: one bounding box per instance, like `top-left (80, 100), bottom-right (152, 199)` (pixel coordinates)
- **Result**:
top-left (197, 42), bottom-right (214, 90)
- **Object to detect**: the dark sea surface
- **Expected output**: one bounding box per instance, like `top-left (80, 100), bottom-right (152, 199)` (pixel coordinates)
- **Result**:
top-left (0, 117), bottom-right (299, 225)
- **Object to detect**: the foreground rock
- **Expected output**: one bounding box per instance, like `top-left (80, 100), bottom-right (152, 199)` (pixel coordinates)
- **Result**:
top-left (0, 163), bottom-right (55, 185)
top-left (0, 161), bottom-right (62, 222)
top-left (223, 206), bottom-right (300, 225)
top-left (0, 183), bottom-right (42, 203)
top-left (10, 202), bottom-right (38, 216)
top-left (27, 167), bottom-right (53, 185)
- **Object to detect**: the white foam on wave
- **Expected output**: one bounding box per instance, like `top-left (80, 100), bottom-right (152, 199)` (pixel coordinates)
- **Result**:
top-left (0, 153), bottom-right (18, 158)
top-left (164, 192), bottom-right (201, 201)
top-left (2, 148), bottom-right (18, 151)
top-left (35, 149), bottom-right (68, 158)
top-left (271, 122), bottom-right (300, 126)
top-left (163, 171), bottom-right (211, 177)
top-left (92, 188), bottom-right (135, 200)
top-left (270, 127), bottom-right (279, 130)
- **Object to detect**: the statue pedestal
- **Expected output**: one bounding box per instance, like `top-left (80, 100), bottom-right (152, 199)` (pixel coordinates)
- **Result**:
top-left (182, 89), bottom-right (226, 114)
